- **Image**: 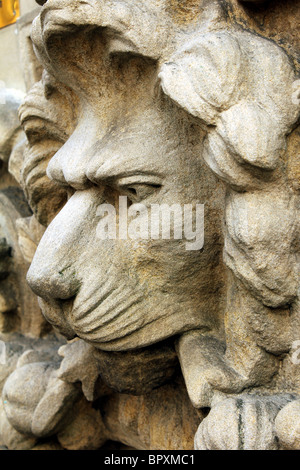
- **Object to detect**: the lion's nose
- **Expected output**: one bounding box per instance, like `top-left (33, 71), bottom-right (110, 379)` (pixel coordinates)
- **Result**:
top-left (26, 206), bottom-right (80, 300)
top-left (27, 260), bottom-right (80, 300)
top-left (26, 231), bottom-right (80, 300)
top-left (27, 189), bottom-right (99, 301)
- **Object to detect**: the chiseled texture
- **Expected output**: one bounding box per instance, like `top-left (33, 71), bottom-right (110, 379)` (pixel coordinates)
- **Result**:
top-left (0, 0), bottom-right (299, 450)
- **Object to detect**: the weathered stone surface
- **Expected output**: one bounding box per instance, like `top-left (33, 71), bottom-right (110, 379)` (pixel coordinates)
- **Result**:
top-left (2, 359), bottom-right (81, 439)
top-left (0, 401), bottom-right (37, 450)
top-left (275, 399), bottom-right (300, 450)
top-left (57, 340), bottom-right (104, 402)
top-left (0, 84), bottom-right (50, 338)
top-left (16, 215), bottom-right (45, 264)
top-left (3, 361), bottom-right (58, 435)
top-left (31, 440), bottom-right (63, 450)
top-left (0, 333), bottom-right (62, 392)
top-left (93, 340), bottom-right (179, 395)
top-left (18, 73), bottom-right (75, 226)
top-left (0, 188), bottom-right (49, 336)
top-left (57, 398), bottom-right (107, 450)
top-left (31, 375), bottom-right (80, 438)
top-left (195, 394), bottom-right (296, 450)
top-left (0, 0), bottom-right (299, 451)
top-left (102, 379), bottom-right (203, 450)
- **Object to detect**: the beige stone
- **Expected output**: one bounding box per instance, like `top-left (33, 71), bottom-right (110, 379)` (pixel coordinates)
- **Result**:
top-left (195, 394), bottom-right (295, 450)
top-left (0, 0), bottom-right (299, 451)
top-left (57, 398), bottom-right (107, 450)
top-left (275, 400), bottom-right (300, 450)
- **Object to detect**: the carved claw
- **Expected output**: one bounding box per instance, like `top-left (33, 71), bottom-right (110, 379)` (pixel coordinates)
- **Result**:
top-left (177, 332), bottom-right (246, 408)
top-left (195, 394), bottom-right (296, 450)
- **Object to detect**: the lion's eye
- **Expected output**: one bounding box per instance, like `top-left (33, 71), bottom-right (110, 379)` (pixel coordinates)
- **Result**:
top-left (122, 183), bottom-right (161, 201)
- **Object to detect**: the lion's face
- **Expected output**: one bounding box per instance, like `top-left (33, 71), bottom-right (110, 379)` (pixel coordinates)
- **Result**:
top-left (26, 81), bottom-right (224, 351)
top-left (23, 0), bottom-right (226, 351)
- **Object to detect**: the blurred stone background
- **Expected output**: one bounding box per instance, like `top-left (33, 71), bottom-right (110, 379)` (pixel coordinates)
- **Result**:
top-left (0, 0), bottom-right (40, 91)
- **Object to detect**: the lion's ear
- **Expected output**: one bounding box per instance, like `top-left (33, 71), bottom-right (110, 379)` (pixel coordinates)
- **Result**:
top-left (159, 32), bottom-right (244, 126)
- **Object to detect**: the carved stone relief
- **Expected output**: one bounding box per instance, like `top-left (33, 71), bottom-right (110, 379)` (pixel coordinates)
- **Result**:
top-left (0, 0), bottom-right (299, 450)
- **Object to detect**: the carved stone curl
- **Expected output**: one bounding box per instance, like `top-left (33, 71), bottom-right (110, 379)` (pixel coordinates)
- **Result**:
top-left (1, 0), bottom-right (300, 450)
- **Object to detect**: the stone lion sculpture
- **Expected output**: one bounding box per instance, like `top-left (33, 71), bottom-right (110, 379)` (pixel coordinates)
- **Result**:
top-left (1, 0), bottom-right (300, 450)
